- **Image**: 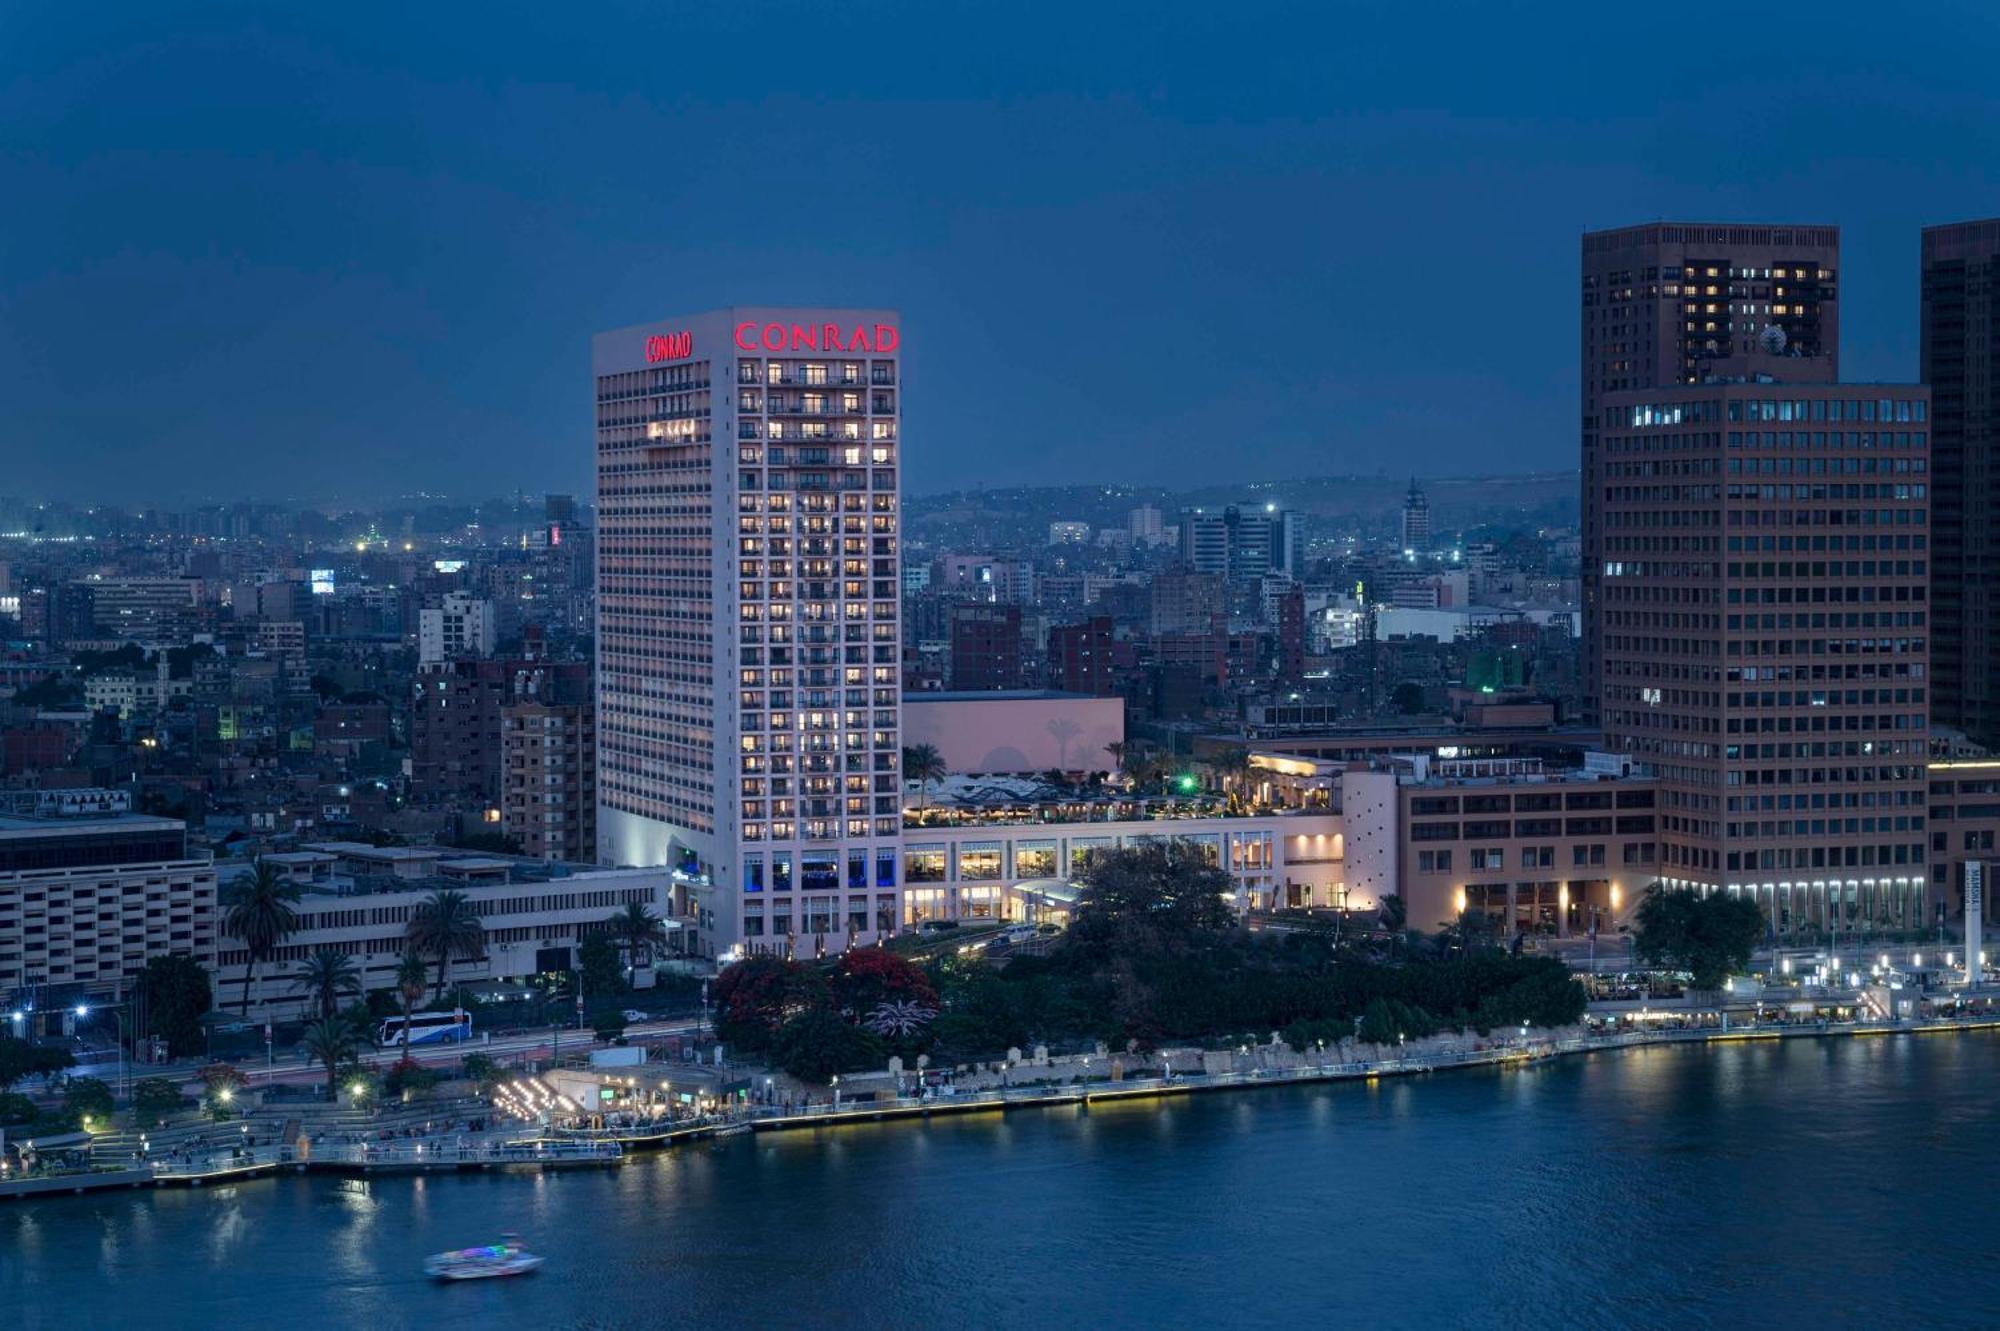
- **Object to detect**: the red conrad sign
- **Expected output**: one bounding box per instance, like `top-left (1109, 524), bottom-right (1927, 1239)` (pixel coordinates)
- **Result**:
top-left (734, 321), bottom-right (900, 354)
top-left (645, 331), bottom-right (693, 362)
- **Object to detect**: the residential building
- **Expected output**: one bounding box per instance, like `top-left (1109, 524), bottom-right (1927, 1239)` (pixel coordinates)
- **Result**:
top-left (948, 603), bottom-right (1023, 691)
top-left (411, 658), bottom-right (589, 805)
top-left (1047, 615), bottom-right (1117, 696)
top-left (502, 699), bottom-right (597, 862)
top-left (1149, 570), bottom-right (1224, 635)
top-left (419, 592), bottom-right (497, 665)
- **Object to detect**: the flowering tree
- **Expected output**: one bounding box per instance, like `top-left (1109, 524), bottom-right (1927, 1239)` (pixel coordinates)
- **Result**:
top-left (831, 947), bottom-right (937, 1020)
top-left (711, 955), bottom-right (827, 1051)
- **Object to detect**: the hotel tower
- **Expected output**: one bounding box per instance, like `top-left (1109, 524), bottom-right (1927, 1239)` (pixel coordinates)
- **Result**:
top-left (595, 307), bottom-right (905, 959)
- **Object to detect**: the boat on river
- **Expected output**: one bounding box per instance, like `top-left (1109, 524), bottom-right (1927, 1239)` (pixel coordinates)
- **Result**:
top-left (424, 1235), bottom-right (544, 1281)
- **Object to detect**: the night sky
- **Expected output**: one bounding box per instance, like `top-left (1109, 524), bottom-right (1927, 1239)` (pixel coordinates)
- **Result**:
top-left (3, 2), bottom-right (1998, 504)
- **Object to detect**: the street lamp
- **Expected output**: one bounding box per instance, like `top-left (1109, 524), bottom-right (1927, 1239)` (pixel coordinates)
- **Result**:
top-left (73, 999), bottom-right (134, 1099)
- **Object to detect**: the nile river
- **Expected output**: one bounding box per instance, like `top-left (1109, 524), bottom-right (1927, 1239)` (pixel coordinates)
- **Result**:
top-left (6, 1033), bottom-right (1999, 1329)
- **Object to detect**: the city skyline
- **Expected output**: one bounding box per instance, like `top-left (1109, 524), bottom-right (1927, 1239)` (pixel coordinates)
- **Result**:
top-left (6, 5), bottom-right (2000, 502)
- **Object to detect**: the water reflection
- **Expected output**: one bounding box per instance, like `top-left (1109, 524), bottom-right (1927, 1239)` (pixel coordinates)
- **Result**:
top-left (8, 1036), bottom-right (2000, 1330)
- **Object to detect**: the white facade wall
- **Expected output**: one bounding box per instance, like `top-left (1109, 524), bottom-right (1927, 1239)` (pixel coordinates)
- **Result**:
top-left (1339, 770), bottom-right (1401, 908)
top-left (419, 593), bottom-right (497, 664)
top-left (892, 811), bottom-right (1344, 929)
top-left (0, 856), bottom-right (218, 995)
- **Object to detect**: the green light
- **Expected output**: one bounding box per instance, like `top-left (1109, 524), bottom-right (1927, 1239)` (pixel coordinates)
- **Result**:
top-left (1175, 774), bottom-right (1199, 794)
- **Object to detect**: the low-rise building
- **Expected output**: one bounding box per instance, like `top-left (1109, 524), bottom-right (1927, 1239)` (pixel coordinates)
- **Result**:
top-left (0, 790), bottom-right (217, 1002)
top-left (218, 856), bottom-right (681, 1016)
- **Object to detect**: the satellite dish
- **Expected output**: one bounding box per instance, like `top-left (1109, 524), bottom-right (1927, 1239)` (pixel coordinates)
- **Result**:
top-left (1759, 324), bottom-right (1788, 355)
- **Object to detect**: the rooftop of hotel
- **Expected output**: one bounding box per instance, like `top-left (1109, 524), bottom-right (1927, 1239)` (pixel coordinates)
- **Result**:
top-left (902, 773), bottom-right (1326, 830)
top-left (904, 689), bottom-right (1102, 703)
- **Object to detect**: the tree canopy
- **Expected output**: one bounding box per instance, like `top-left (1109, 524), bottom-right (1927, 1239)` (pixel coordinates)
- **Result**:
top-left (1066, 838), bottom-right (1237, 961)
top-left (0, 1037), bottom-right (75, 1091)
top-left (136, 953), bottom-right (213, 1058)
top-left (1632, 888), bottom-right (1766, 990)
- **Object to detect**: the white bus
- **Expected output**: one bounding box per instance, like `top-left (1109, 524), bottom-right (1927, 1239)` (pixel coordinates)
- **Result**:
top-left (377, 1009), bottom-right (473, 1047)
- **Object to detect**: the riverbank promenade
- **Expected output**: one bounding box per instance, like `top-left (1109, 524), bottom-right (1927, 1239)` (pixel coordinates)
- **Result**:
top-left (11, 1010), bottom-right (2000, 1205)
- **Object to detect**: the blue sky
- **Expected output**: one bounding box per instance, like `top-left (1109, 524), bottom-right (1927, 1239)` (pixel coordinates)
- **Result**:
top-left (3, 1), bottom-right (1998, 502)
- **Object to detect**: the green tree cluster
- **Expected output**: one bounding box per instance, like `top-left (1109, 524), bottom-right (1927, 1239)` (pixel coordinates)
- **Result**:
top-left (1633, 888), bottom-right (1766, 989)
top-left (924, 841), bottom-right (1586, 1056)
top-left (0, 1037), bottom-right (75, 1090)
top-left (135, 954), bottom-right (212, 1058)
top-left (131, 1078), bottom-right (187, 1126)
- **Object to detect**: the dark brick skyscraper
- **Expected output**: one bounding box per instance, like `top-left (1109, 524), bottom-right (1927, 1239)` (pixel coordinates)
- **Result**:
top-left (1599, 380), bottom-right (1931, 934)
top-left (1581, 222), bottom-right (1841, 725)
top-left (1922, 218), bottom-right (2000, 748)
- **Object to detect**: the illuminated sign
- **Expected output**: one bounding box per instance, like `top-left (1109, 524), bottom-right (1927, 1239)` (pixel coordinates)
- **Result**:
top-left (733, 321), bottom-right (899, 354)
top-left (645, 331), bottom-right (693, 362)
top-left (309, 569), bottom-right (335, 595)
top-left (433, 559), bottom-right (467, 574)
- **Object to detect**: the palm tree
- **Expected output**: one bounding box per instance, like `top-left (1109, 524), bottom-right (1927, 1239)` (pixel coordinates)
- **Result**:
top-left (901, 743), bottom-right (946, 809)
top-left (609, 901), bottom-right (668, 976)
top-left (291, 946), bottom-right (360, 1020)
top-left (1211, 746), bottom-right (1253, 807)
top-left (1130, 750), bottom-right (1170, 794)
top-left (394, 949), bottom-right (429, 1059)
top-left (300, 1017), bottom-right (361, 1103)
top-left (221, 859), bottom-right (300, 1015)
top-left (406, 889), bottom-right (486, 1001)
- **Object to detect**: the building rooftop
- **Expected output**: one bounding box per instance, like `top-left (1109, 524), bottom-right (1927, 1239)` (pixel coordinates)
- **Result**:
top-left (905, 690), bottom-right (1102, 703)
top-left (0, 811), bottom-right (185, 838)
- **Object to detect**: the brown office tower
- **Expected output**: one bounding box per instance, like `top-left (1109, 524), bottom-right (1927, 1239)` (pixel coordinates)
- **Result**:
top-left (1921, 219), bottom-right (2000, 748)
top-left (1599, 381), bottom-right (1930, 936)
top-left (1581, 223), bottom-right (1841, 725)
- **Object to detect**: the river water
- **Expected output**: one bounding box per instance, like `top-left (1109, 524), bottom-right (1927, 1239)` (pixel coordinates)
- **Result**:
top-left (5, 1033), bottom-right (1997, 1329)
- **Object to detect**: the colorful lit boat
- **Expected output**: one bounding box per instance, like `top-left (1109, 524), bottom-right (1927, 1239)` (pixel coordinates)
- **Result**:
top-left (424, 1235), bottom-right (544, 1281)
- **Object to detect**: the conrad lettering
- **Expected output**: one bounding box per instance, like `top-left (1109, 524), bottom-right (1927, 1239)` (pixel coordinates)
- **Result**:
top-left (733, 321), bottom-right (900, 354)
top-left (644, 331), bottom-right (693, 362)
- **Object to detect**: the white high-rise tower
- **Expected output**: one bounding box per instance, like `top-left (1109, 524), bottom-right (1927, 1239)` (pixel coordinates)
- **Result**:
top-left (594, 307), bottom-right (904, 959)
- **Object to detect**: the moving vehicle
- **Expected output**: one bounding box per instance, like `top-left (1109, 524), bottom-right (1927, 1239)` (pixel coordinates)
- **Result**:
top-left (424, 1235), bottom-right (543, 1281)
top-left (377, 1009), bottom-right (473, 1047)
